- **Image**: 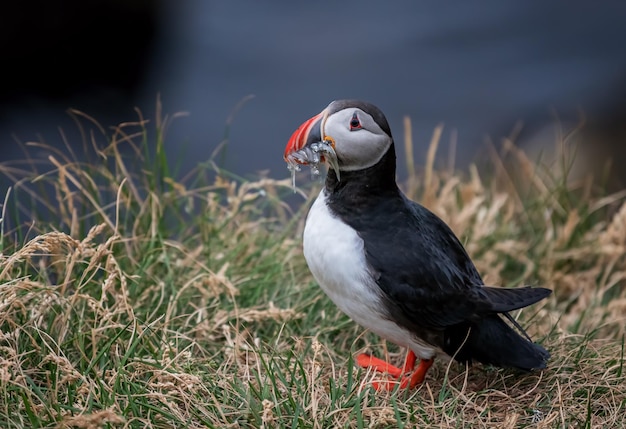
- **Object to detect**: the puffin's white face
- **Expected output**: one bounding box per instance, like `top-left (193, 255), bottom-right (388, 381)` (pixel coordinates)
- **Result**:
top-left (284, 100), bottom-right (393, 174)
top-left (322, 105), bottom-right (392, 171)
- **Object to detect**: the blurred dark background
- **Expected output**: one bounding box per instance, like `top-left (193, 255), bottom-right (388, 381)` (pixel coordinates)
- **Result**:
top-left (2, 1), bottom-right (626, 190)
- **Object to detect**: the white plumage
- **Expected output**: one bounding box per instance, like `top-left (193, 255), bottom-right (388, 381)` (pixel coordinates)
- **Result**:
top-left (303, 189), bottom-right (438, 359)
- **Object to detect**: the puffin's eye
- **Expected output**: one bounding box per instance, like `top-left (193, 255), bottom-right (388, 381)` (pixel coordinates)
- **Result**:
top-left (349, 112), bottom-right (362, 130)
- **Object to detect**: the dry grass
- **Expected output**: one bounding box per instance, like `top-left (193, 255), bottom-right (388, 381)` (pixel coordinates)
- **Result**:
top-left (0, 108), bottom-right (625, 428)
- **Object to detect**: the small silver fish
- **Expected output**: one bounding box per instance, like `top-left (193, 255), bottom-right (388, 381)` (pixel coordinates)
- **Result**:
top-left (286, 141), bottom-right (340, 192)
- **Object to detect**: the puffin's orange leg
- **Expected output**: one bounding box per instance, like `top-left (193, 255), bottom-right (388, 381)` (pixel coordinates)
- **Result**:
top-left (406, 357), bottom-right (434, 389)
top-left (402, 350), bottom-right (417, 373)
top-left (355, 354), bottom-right (404, 378)
top-left (356, 350), bottom-right (433, 390)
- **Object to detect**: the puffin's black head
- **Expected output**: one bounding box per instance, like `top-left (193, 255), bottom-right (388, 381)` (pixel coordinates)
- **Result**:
top-left (284, 99), bottom-right (394, 174)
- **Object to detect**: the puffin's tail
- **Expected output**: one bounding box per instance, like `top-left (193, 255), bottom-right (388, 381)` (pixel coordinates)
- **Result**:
top-left (444, 286), bottom-right (551, 370)
top-left (446, 315), bottom-right (550, 370)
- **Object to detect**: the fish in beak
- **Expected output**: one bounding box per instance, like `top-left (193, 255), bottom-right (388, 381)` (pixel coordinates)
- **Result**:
top-left (284, 108), bottom-right (340, 190)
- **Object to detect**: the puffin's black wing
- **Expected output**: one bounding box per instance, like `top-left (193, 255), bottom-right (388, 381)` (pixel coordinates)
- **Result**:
top-left (357, 197), bottom-right (551, 368)
top-left (357, 196), bottom-right (549, 331)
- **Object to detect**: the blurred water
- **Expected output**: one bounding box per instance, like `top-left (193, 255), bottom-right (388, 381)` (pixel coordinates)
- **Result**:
top-left (2, 0), bottom-right (626, 185)
top-left (145, 0), bottom-right (626, 180)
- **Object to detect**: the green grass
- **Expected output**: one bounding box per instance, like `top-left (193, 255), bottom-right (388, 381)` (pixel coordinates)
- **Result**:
top-left (1, 108), bottom-right (625, 428)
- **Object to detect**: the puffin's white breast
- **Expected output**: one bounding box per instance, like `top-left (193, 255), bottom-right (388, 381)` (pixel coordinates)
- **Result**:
top-left (302, 190), bottom-right (436, 358)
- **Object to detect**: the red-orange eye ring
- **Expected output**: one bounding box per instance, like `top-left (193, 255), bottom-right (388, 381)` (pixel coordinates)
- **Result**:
top-left (349, 112), bottom-right (362, 130)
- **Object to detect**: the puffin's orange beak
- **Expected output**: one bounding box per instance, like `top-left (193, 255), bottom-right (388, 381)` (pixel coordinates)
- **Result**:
top-left (283, 110), bottom-right (326, 164)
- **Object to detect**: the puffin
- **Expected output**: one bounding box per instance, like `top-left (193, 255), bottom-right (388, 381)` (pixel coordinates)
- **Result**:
top-left (284, 99), bottom-right (551, 390)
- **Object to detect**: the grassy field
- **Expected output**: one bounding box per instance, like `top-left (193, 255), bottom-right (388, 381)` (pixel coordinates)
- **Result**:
top-left (0, 110), bottom-right (625, 428)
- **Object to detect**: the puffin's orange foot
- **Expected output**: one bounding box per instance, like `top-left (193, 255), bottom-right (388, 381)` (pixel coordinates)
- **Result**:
top-left (356, 351), bottom-right (434, 391)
